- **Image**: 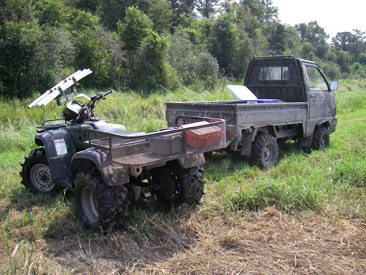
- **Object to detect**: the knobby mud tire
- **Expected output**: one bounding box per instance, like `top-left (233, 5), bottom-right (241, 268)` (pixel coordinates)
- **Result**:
top-left (74, 169), bottom-right (130, 233)
top-left (312, 126), bottom-right (330, 150)
top-left (20, 148), bottom-right (55, 194)
top-left (156, 166), bottom-right (206, 206)
top-left (181, 167), bottom-right (206, 205)
top-left (250, 133), bottom-right (279, 169)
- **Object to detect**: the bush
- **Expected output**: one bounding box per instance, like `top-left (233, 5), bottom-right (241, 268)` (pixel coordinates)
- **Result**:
top-left (321, 61), bottom-right (341, 80)
top-left (166, 32), bottom-right (219, 87)
top-left (0, 21), bottom-right (71, 98)
top-left (130, 30), bottom-right (179, 91)
top-left (72, 10), bottom-right (125, 88)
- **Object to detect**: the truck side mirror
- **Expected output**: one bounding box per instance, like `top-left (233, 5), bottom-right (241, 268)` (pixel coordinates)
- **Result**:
top-left (330, 81), bottom-right (338, 91)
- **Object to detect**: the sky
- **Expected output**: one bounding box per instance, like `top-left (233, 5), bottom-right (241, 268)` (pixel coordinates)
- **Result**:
top-left (271, 0), bottom-right (366, 40)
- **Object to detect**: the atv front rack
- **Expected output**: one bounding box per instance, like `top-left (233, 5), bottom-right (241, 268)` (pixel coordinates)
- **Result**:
top-left (83, 117), bottom-right (226, 166)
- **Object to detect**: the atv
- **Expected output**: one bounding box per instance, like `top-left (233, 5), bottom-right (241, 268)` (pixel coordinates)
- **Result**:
top-left (20, 69), bottom-right (226, 232)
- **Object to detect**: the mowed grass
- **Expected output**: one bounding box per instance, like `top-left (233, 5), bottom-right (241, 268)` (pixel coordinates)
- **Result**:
top-left (0, 80), bottom-right (365, 274)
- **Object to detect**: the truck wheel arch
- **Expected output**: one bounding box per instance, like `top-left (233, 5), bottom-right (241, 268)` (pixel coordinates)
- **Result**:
top-left (253, 126), bottom-right (276, 139)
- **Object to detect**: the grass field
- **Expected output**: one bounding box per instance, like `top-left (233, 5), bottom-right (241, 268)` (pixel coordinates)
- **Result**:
top-left (0, 79), bottom-right (365, 274)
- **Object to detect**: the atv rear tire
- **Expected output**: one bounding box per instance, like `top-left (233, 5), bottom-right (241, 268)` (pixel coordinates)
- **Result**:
top-left (74, 169), bottom-right (130, 233)
top-left (250, 133), bottom-right (279, 169)
top-left (20, 148), bottom-right (55, 194)
top-left (156, 166), bottom-right (206, 206)
top-left (312, 126), bottom-right (330, 150)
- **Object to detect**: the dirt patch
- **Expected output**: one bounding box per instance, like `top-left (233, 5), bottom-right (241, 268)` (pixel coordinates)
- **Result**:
top-left (3, 207), bottom-right (363, 274)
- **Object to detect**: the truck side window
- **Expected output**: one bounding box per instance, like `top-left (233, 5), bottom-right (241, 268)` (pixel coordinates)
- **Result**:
top-left (259, 66), bottom-right (290, 81)
top-left (306, 66), bottom-right (328, 91)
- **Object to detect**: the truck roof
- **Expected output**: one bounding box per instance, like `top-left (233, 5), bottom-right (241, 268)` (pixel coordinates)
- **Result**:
top-left (251, 55), bottom-right (317, 65)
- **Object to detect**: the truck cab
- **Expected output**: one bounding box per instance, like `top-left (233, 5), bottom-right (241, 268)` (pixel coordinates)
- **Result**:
top-left (244, 55), bottom-right (337, 138)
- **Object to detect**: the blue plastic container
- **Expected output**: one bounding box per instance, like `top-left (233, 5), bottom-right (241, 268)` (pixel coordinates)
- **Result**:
top-left (243, 99), bottom-right (279, 104)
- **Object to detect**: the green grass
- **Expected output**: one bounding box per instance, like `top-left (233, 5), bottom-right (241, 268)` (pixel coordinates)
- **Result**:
top-left (0, 79), bottom-right (365, 272)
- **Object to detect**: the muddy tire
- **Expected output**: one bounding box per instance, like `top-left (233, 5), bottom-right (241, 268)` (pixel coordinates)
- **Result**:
top-left (20, 148), bottom-right (55, 194)
top-left (156, 166), bottom-right (206, 206)
top-left (312, 126), bottom-right (330, 150)
top-left (250, 133), bottom-right (279, 169)
top-left (74, 169), bottom-right (130, 233)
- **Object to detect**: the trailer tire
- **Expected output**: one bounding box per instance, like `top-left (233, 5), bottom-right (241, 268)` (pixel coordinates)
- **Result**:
top-left (20, 148), bottom-right (55, 194)
top-left (312, 126), bottom-right (330, 150)
top-left (74, 169), bottom-right (130, 233)
top-left (156, 166), bottom-right (206, 206)
top-left (250, 133), bottom-right (279, 169)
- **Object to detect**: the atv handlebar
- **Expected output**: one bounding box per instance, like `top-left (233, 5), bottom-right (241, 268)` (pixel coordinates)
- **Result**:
top-left (89, 90), bottom-right (113, 110)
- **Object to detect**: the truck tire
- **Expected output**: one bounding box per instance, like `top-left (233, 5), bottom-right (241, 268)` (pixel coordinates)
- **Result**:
top-left (312, 126), bottom-right (330, 150)
top-left (20, 148), bottom-right (55, 194)
top-left (250, 133), bottom-right (279, 169)
top-left (74, 169), bottom-right (130, 233)
top-left (156, 166), bottom-right (206, 206)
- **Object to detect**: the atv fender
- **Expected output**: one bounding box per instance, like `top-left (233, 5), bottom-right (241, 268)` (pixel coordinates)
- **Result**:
top-left (178, 153), bottom-right (205, 169)
top-left (71, 148), bottom-right (130, 187)
top-left (34, 130), bottom-right (76, 189)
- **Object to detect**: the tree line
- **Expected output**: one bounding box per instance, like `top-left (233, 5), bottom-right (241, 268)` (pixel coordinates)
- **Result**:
top-left (1, 0), bottom-right (365, 98)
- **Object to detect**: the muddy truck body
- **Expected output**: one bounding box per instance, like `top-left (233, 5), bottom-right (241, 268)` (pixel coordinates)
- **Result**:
top-left (166, 55), bottom-right (338, 168)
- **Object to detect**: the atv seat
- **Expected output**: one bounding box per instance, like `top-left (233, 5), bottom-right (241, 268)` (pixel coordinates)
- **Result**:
top-left (37, 123), bottom-right (69, 133)
top-left (84, 121), bottom-right (145, 136)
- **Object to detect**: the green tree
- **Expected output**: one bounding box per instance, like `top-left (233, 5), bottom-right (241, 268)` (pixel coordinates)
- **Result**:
top-left (241, 0), bottom-right (278, 25)
top-left (72, 10), bottom-right (124, 87)
top-left (210, 14), bottom-right (235, 75)
top-left (295, 21), bottom-right (329, 59)
top-left (140, 0), bottom-right (174, 32)
top-left (131, 30), bottom-right (179, 90)
top-left (117, 7), bottom-right (153, 51)
top-left (195, 0), bottom-right (220, 18)
top-left (34, 0), bottom-right (69, 27)
top-left (332, 30), bottom-right (366, 61)
top-left (266, 22), bottom-right (288, 55)
top-left (0, 0), bottom-right (72, 98)
top-left (166, 31), bottom-right (219, 86)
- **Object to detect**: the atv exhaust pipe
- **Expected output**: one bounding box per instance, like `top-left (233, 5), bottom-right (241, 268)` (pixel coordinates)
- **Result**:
top-left (130, 166), bottom-right (142, 178)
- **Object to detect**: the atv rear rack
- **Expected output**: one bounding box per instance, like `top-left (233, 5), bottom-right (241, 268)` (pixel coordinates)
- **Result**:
top-left (83, 117), bottom-right (226, 166)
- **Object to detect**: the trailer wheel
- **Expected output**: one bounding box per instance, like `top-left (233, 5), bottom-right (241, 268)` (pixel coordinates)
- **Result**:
top-left (20, 148), bottom-right (55, 194)
top-left (74, 169), bottom-right (130, 233)
top-left (156, 166), bottom-right (206, 206)
top-left (250, 133), bottom-right (279, 169)
top-left (312, 126), bottom-right (330, 150)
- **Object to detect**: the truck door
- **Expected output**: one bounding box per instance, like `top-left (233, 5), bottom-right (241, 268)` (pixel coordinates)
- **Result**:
top-left (304, 65), bottom-right (336, 135)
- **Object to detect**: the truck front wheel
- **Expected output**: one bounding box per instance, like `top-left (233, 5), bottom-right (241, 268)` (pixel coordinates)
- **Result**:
top-left (250, 133), bottom-right (279, 169)
top-left (20, 148), bottom-right (55, 194)
top-left (312, 126), bottom-right (330, 150)
top-left (74, 169), bottom-right (130, 233)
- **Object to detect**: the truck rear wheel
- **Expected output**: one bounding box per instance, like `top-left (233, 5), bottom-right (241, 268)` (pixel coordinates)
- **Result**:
top-left (312, 126), bottom-right (330, 150)
top-left (20, 148), bottom-right (55, 194)
top-left (156, 166), bottom-right (206, 206)
top-left (74, 169), bottom-right (130, 233)
top-left (251, 133), bottom-right (279, 169)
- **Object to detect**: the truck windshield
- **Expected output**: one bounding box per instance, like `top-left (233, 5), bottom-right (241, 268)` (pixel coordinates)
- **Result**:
top-left (259, 66), bottom-right (290, 81)
top-left (306, 66), bottom-right (328, 91)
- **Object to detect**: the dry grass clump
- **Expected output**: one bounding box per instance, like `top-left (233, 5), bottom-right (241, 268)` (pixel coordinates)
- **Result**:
top-left (3, 204), bottom-right (364, 274)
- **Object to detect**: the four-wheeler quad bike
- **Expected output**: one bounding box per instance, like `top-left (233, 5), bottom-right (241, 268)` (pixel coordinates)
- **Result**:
top-left (20, 69), bottom-right (226, 233)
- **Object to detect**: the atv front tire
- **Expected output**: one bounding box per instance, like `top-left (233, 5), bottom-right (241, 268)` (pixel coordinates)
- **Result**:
top-left (74, 169), bottom-right (130, 233)
top-left (20, 148), bottom-right (55, 194)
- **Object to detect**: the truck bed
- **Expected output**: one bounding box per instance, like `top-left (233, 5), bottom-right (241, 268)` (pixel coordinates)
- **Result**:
top-left (166, 100), bottom-right (308, 134)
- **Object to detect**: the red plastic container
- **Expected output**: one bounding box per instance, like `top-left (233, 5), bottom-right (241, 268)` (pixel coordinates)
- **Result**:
top-left (186, 126), bottom-right (223, 149)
